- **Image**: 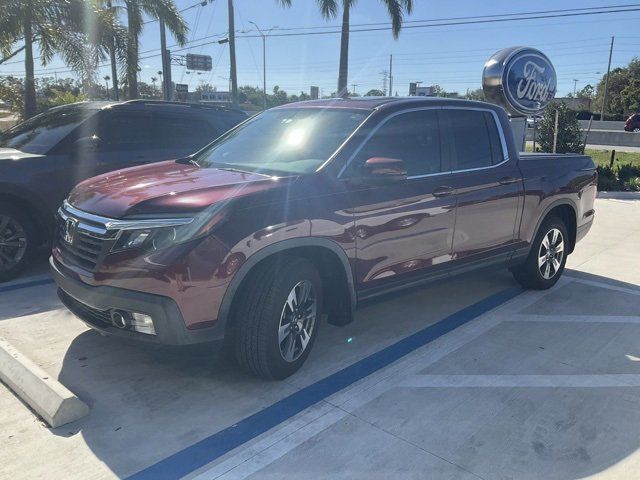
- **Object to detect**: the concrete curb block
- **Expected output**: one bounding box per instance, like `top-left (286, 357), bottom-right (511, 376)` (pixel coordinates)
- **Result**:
top-left (0, 337), bottom-right (89, 428)
top-left (598, 192), bottom-right (640, 199)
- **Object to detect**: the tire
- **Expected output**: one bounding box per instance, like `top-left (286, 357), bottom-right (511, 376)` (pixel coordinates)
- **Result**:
top-left (233, 257), bottom-right (323, 380)
top-left (512, 216), bottom-right (568, 290)
top-left (0, 203), bottom-right (36, 283)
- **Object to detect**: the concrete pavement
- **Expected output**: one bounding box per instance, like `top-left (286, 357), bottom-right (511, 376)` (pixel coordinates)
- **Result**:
top-left (1, 198), bottom-right (639, 479)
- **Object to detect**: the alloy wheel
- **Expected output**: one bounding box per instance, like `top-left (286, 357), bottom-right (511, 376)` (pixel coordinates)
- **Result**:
top-left (278, 280), bottom-right (317, 363)
top-left (538, 228), bottom-right (564, 280)
top-left (0, 215), bottom-right (27, 272)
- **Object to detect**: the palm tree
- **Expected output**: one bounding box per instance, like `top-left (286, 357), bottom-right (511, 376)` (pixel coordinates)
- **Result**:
top-left (281, 0), bottom-right (413, 97)
top-left (0, 0), bottom-right (126, 118)
top-left (150, 76), bottom-right (158, 96)
top-left (108, 0), bottom-right (187, 99)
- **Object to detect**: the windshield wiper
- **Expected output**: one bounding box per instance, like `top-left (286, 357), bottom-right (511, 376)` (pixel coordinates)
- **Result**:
top-left (175, 157), bottom-right (199, 167)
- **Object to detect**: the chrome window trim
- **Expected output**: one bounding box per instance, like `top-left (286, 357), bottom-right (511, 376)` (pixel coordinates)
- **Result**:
top-left (60, 200), bottom-right (193, 233)
top-left (337, 104), bottom-right (512, 180)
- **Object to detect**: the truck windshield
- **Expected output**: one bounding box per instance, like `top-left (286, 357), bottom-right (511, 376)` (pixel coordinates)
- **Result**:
top-left (192, 108), bottom-right (368, 174)
top-left (0, 104), bottom-right (97, 155)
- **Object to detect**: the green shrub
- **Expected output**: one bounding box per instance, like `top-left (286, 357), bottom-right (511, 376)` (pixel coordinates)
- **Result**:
top-left (617, 163), bottom-right (640, 183)
top-left (596, 165), bottom-right (620, 191)
top-left (624, 177), bottom-right (640, 191)
top-left (538, 102), bottom-right (584, 153)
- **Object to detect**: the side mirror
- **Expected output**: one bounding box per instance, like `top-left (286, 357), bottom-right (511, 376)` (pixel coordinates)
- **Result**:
top-left (360, 157), bottom-right (408, 185)
top-left (74, 135), bottom-right (102, 151)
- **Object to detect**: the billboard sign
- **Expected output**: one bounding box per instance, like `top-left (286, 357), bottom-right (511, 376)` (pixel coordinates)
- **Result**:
top-left (186, 54), bottom-right (212, 71)
top-left (482, 47), bottom-right (556, 116)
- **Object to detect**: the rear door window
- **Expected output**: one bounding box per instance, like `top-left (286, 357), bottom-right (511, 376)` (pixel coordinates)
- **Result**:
top-left (91, 112), bottom-right (155, 151)
top-left (149, 114), bottom-right (219, 150)
top-left (442, 109), bottom-right (497, 171)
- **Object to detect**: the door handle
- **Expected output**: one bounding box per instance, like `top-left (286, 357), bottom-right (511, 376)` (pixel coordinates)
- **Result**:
top-left (433, 186), bottom-right (455, 198)
top-left (499, 176), bottom-right (520, 185)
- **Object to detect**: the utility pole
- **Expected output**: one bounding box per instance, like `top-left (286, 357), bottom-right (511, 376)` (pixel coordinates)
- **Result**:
top-left (573, 79), bottom-right (579, 95)
top-left (228, 0), bottom-right (239, 108)
top-left (600, 36), bottom-right (614, 120)
top-left (388, 54), bottom-right (393, 97)
top-left (380, 70), bottom-right (388, 96)
top-left (249, 21), bottom-right (267, 110)
top-left (351, 83), bottom-right (358, 95)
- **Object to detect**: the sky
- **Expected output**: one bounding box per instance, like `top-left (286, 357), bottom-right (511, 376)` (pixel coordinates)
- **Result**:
top-left (1, 0), bottom-right (640, 97)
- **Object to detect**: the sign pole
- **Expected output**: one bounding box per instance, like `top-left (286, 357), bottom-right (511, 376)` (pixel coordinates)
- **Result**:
top-left (553, 109), bottom-right (559, 153)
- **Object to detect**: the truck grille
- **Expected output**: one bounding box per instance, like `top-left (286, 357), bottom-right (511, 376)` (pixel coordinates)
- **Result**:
top-left (56, 204), bottom-right (119, 271)
top-left (58, 289), bottom-right (112, 328)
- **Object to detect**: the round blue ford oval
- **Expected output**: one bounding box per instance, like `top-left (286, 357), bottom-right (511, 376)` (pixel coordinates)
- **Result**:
top-left (483, 47), bottom-right (557, 116)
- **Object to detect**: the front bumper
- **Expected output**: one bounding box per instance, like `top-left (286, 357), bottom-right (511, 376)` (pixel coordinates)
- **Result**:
top-left (50, 256), bottom-right (225, 345)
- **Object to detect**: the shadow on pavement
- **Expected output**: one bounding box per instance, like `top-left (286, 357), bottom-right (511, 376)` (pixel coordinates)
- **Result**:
top-left (52, 268), bottom-right (640, 479)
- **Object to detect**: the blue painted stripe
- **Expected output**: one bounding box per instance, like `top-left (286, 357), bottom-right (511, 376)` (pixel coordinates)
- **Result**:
top-left (129, 286), bottom-right (523, 480)
top-left (0, 278), bottom-right (55, 293)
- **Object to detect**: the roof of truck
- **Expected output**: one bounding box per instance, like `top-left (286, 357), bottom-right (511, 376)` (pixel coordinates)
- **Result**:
top-left (272, 96), bottom-right (500, 112)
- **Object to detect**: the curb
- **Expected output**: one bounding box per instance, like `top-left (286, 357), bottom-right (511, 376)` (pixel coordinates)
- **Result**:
top-left (597, 192), bottom-right (640, 199)
top-left (0, 337), bottom-right (89, 428)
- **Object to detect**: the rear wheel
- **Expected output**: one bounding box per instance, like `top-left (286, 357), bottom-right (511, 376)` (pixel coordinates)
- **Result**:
top-left (0, 204), bottom-right (35, 282)
top-left (233, 257), bottom-right (322, 380)
top-left (512, 216), bottom-right (568, 290)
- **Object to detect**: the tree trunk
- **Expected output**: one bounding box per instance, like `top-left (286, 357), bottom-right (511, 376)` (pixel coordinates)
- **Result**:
top-left (126, 5), bottom-right (139, 99)
top-left (108, 1), bottom-right (119, 100)
top-left (228, 0), bottom-right (239, 108)
top-left (337, 4), bottom-right (350, 98)
top-left (23, 11), bottom-right (37, 119)
top-left (110, 39), bottom-right (119, 100)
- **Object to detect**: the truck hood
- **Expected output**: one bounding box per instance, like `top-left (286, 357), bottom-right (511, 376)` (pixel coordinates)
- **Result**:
top-left (68, 160), bottom-right (289, 218)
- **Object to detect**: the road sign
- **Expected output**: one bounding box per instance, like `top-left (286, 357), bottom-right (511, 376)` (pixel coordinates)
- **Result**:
top-left (175, 84), bottom-right (189, 93)
top-left (186, 54), bottom-right (213, 71)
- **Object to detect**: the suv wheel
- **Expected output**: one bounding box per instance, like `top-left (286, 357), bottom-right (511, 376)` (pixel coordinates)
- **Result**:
top-left (0, 204), bottom-right (35, 282)
top-left (512, 216), bottom-right (568, 290)
top-left (233, 257), bottom-right (322, 380)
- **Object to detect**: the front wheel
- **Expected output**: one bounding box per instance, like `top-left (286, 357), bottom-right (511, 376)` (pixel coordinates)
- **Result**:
top-left (0, 204), bottom-right (35, 282)
top-left (512, 216), bottom-right (568, 290)
top-left (233, 257), bottom-right (323, 380)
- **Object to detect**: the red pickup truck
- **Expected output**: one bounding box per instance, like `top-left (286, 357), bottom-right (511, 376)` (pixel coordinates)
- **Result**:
top-left (51, 97), bottom-right (597, 379)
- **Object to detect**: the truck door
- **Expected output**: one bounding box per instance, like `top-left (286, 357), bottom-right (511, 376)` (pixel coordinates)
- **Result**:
top-left (343, 108), bottom-right (457, 288)
top-left (442, 107), bottom-right (523, 265)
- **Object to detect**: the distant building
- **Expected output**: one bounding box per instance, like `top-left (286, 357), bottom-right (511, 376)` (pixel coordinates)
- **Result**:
top-left (199, 91), bottom-right (231, 103)
top-left (409, 83), bottom-right (437, 97)
top-left (551, 97), bottom-right (592, 111)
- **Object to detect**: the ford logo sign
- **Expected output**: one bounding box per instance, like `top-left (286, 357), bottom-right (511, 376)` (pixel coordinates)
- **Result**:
top-left (482, 47), bottom-right (557, 116)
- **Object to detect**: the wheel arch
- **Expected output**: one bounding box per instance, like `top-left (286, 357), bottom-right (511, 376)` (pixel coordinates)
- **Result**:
top-left (0, 184), bottom-right (53, 245)
top-left (218, 238), bottom-right (357, 337)
top-left (532, 200), bottom-right (578, 254)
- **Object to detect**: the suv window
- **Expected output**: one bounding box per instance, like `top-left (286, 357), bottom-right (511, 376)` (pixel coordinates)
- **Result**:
top-left (92, 112), bottom-right (155, 151)
top-left (356, 109), bottom-right (442, 177)
top-left (443, 109), bottom-right (499, 170)
top-left (150, 114), bottom-right (219, 150)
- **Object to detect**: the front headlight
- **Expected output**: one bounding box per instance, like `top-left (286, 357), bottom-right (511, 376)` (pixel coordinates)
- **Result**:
top-left (111, 210), bottom-right (227, 253)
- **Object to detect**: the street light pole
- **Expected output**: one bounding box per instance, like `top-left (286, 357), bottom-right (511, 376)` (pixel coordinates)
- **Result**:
top-left (249, 21), bottom-right (267, 110)
top-left (600, 36), bottom-right (614, 120)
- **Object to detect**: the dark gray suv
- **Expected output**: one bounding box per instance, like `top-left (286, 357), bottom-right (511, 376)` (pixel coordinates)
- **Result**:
top-left (0, 100), bottom-right (247, 281)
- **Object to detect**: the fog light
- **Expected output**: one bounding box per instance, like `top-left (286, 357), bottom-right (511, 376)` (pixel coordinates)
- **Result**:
top-left (130, 312), bottom-right (156, 335)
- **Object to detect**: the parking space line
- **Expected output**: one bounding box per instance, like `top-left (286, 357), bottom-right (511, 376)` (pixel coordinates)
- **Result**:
top-left (398, 374), bottom-right (640, 388)
top-left (127, 286), bottom-right (523, 480)
top-left (507, 314), bottom-right (640, 324)
top-left (0, 278), bottom-right (54, 293)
